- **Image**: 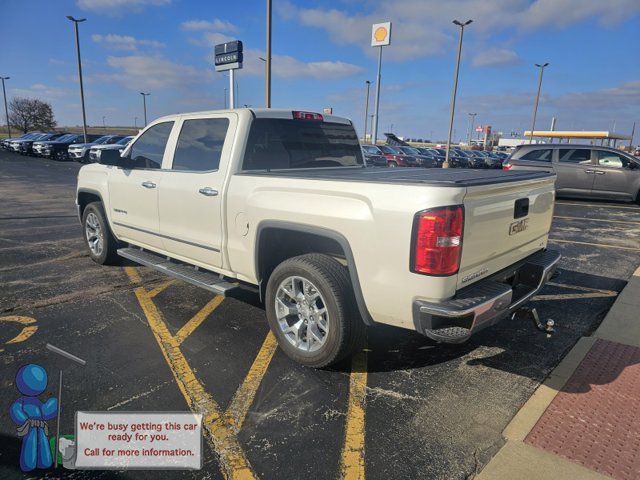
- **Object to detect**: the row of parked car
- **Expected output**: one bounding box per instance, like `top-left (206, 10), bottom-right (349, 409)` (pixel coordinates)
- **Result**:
top-left (1, 132), bottom-right (133, 163)
top-left (361, 144), bottom-right (508, 169)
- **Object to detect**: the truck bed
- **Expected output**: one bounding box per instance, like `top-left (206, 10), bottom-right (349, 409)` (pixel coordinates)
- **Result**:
top-left (235, 167), bottom-right (554, 187)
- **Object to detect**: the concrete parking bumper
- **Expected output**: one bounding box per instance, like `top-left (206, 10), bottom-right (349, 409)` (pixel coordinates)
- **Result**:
top-left (477, 266), bottom-right (640, 480)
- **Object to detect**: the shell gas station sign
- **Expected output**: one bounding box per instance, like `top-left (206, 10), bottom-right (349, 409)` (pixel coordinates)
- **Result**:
top-left (371, 22), bottom-right (392, 47)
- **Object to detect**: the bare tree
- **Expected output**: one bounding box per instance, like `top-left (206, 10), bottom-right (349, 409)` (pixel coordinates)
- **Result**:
top-left (9, 97), bottom-right (57, 133)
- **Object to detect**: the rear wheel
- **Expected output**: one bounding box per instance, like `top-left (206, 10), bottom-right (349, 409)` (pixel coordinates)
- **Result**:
top-left (82, 202), bottom-right (121, 265)
top-left (265, 254), bottom-right (365, 368)
top-left (388, 161), bottom-right (398, 168)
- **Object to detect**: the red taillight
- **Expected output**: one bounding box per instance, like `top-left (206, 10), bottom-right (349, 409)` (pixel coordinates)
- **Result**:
top-left (411, 206), bottom-right (464, 276)
top-left (292, 111), bottom-right (323, 121)
top-left (502, 162), bottom-right (512, 170)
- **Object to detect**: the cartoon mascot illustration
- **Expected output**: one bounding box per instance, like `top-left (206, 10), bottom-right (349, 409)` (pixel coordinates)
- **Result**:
top-left (10, 364), bottom-right (58, 472)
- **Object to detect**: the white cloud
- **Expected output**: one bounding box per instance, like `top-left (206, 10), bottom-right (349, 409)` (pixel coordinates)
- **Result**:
top-left (10, 83), bottom-right (71, 101)
top-left (95, 55), bottom-right (209, 90)
top-left (92, 34), bottom-right (165, 51)
top-left (181, 19), bottom-right (238, 32)
top-left (473, 48), bottom-right (519, 67)
top-left (77, 0), bottom-right (170, 12)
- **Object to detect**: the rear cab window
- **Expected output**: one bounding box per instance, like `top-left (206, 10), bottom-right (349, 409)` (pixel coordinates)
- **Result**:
top-left (242, 118), bottom-right (363, 171)
top-left (171, 118), bottom-right (230, 172)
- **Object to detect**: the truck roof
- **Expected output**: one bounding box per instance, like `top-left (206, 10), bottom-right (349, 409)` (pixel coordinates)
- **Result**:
top-left (153, 108), bottom-right (352, 125)
top-left (236, 166), bottom-right (555, 187)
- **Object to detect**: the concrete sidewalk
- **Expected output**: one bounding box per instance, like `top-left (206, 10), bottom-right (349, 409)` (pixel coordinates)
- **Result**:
top-left (477, 267), bottom-right (640, 480)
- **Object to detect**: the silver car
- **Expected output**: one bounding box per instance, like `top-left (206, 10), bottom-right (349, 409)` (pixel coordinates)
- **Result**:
top-left (505, 144), bottom-right (640, 202)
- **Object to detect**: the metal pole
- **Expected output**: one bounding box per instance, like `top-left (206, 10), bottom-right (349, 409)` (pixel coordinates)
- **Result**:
top-left (467, 113), bottom-right (476, 146)
top-left (140, 93), bottom-right (149, 126)
top-left (224, 88), bottom-right (227, 109)
top-left (529, 62), bottom-right (548, 144)
top-left (372, 46), bottom-right (383, 145)
top-left (229, 69), bottom-right (235, 109)
top-left (134, 116), bottom-right (137, 128)
top-left (102, 116), bottom-right (105, 128)
top-left (67, 17), bottom-right (88, 144)
top-left (1, 77), bottom-right (10, 137)
top-left (55, 370), bottom-right (62, 468)
top-left (630, 121), bottom-right (636, 147)
top-left (549, 116), bottom-right (556, 143)
top-left (265, 0), bottom-right (272, 108)
top-left (444, 20), bottom-right (472, 168)
top-left (363, 80), bottom-right (371, 143)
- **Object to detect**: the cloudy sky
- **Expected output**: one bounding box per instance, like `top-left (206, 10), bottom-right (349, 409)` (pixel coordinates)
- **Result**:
top-left (2, 0), bottom-right (639, 141)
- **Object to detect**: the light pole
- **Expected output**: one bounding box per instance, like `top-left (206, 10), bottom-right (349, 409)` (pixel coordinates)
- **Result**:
top-left (140, 92), bottom-right (150, 126)
top-left (1, 76), bottom-right (10, 137)
top-left (529, 62), bottom-right (549, 144)
top-left (67, 16), bottom-right (88, 144)
top-left (363, 80), bottom-right (371, 143)
top-left (444, 19), bottom-right (472, 168)
top-left (265, 0), bottom-right (272, 108)
top-left (134, 116), bottom-right (138, 128)
top-left (102, 115), bottom-right (106, 128)
top-left (224, 88), bottom-right (228, 109)
top-left (467, 112), bottom-right (477, 146)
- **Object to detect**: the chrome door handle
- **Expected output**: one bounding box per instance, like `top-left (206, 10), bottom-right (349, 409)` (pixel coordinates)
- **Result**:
top-left (594, 171), bottom-right (606, 175)
top-left (141, 181), bottom-right (156, 188)
top-left (198, 187), bottom-right (219, 196)
top-left (584, 170), bottom-right (595, 174)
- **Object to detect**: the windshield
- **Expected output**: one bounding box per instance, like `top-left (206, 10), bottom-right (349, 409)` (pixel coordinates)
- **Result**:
top-left (117, 136), bottom-right (134, 145)
top-left (380, 145), bottom-right (400, 154)
top-left (56, 134), bottom-right (77, 142)
top-left (93, 136), bottom-right (112, 145)
top-left (362, 145), bottom-right (379, 154)
top-left (401, 147), bottom-right (420, 155)
top-left (243, 119), bottom-right (363, 170)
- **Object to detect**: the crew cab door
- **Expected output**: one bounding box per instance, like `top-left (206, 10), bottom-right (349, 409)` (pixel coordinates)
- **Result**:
top-left (158, 113), bottom-right (236, 268)
top-left (554, 147), bottom-right (596, 196)
top-left (108, 121), bottom-right (175, 250)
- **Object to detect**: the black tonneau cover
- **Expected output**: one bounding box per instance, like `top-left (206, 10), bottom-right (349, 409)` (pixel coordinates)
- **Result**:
top-left (235, 167), bottom-right (555, 187)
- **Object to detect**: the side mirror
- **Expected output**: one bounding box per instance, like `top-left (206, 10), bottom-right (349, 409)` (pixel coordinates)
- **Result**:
top-left (99, 149), bottom-right (128, 167)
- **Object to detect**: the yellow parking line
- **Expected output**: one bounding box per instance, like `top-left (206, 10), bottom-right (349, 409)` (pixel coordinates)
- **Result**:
top-left (175, 296), bottom-right (225, 345)
top-left (125, 266), bottom-right (143, 285)
top-left (340, 349), bottom-right (368, 480)
top-left (223, 331), bottom-right (279, 433)
top-left (549, 238), bottom-right (640, 251)
top-left (554, 215), bottom-right (640, 225)
top-left (125, 267), bottom-right (256, 480)
top-left (546, 281), bottom-right (617, 295)
top-left (148, 280), bottom-right (176, 298)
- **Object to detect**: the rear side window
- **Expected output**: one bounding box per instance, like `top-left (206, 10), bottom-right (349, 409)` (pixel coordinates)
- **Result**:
top-left (172, 118), bottom-right (229, 171)
top-left (519, 149), bottom-right (552, 161)
top-left (559, 148), bottom-right (591, 164)
top-left (243, 119), bottom-right (363, 170)
top-left (127, 121), bottom-right (174, 169)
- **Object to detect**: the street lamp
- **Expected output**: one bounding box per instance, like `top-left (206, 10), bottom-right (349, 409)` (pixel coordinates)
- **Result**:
top-left (140, 92), bottom-right (150, 126)
top-left (444, 19), bottom-right (472, 168)
top-left (1, 76), bottom-right (10, 138)
top-left (363, 80), bottom-right (372, 143)
top-left (67, 16), bottom-right (88, 144)
top-left (102, 115), bottom-right (106, 128)
top-left (529, 62), bottom-right (549, 144)
top-left (467, 112), bottom-right (477, 146)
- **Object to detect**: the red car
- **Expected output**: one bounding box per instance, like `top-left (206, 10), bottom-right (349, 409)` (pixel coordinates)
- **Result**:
top-left (378, 145), bottom-right (419, 167)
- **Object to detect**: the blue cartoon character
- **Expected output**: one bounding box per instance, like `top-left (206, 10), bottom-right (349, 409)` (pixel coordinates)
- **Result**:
top-left (10, 364), bottom-right (58, 472)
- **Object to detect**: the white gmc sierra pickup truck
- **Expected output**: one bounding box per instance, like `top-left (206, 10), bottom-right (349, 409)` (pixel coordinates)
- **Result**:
top-left (76, 108), bottom-right (560, 367)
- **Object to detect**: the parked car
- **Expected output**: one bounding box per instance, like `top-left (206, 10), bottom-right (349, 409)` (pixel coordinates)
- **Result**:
top-left (8, 133), bottom-right (48, 152)
top-left (88, 136), bottom-right (134, 163)
top-left (415, 148), bottom-right (445, 167)
top-left (505, 144), bottom-right (640, 202)
top-left (39, 134), bottom-right (84, 160)
top-left (2, 132), bottom-right (34, 150)
top-left (77, 108), bottom-right (559, 368)
top-left (361, 145), bottom-right (388, 167)
top-left (453, 149), bottom-right (484, 168)
top-left (69, 135), bottom-right (126, 163)
top-left (18, 132), bottom-right (67, 155)
top-left (396, 146), bottom-right (439, 168)
top-left (379, 145), bottom-right (419, 167)
top-left (432, 148), bottom-right (469, 168)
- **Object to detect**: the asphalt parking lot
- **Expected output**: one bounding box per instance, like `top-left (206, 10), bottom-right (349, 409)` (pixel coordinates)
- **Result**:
top-left (1, 150), bottom-right (639, 480)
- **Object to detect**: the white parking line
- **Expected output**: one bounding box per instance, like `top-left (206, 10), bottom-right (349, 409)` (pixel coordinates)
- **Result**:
top-left (555, 201), bottom-right (640, 210)
top-left (553, 215), bottom-right (640, 226)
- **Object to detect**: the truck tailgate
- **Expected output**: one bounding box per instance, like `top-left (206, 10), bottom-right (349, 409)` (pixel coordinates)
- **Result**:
top-left (457, 175), bottom-right (555, 289)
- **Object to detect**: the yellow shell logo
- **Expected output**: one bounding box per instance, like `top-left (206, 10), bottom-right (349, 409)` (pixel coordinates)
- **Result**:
top-left (374, 26), bottom-right (388, 42)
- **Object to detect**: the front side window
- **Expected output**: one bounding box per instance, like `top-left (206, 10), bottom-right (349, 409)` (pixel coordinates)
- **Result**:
top-left (126, 121), bottom-right (174, 169)
top-left (520, 149), bottom-right (553, 161)
top-left (559, 148), bottom-right (592, 164)
top-left (172, 118), bottom-right (229, 171)
top-left (243, 119), bottom-right (363, 170)
top-left (597, 151), bottom-right (631, 169)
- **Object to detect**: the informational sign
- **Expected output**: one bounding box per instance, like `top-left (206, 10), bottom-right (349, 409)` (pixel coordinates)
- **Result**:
top-left (74, 412), bottom-right (203, 470)
top-left (323, 107), bottom-right (333, 114)
top-left (475, 126), bottom-right (483, 132)
top-left (371, 22), bottom-right (392, 47)
top-left (214, 41), bottom-right (243, 72)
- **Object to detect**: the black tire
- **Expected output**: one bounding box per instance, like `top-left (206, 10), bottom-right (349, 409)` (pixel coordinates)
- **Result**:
top-left (265, 254), bottom-right (365, 368)
top-left (81, 202), bottom-right (121, 265)
top-left (388, 161), bottom-right (398, 168)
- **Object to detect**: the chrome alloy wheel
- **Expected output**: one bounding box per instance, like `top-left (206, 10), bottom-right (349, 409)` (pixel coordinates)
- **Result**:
top-left (85, 212), bottom-right (104, 256)
top-left (275, 276), bottom-right (329, 353)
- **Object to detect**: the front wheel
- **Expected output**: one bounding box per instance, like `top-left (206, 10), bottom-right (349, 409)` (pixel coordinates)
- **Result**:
top-left (82, 202), bottom-right (121, 265)
top-left (265, 254), bottom-right (365, 368)
top-left (388, 161), bottom-right (398, 168)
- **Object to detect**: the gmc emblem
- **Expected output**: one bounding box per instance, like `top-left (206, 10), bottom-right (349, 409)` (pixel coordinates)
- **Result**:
top-left (509, 218), bottom-right (529, 236)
